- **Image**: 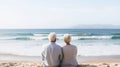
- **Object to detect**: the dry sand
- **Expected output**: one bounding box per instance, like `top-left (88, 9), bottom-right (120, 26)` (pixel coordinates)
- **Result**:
top-left (0, 55), bottom-right (120, 67)
top-left (79, 60), bottom-right (120, 67)
top-left (0, 60), bottom-right (120, 67)
top-left (0, 61), bottom-right (43, 67)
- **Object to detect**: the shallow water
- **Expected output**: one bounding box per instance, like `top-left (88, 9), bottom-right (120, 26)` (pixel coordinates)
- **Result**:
top-left (0, 29), bottom-right (120, 56)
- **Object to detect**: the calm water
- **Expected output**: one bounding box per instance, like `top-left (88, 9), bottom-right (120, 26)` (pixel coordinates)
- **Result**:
top-left (0, 29), bottom-right (120, 56)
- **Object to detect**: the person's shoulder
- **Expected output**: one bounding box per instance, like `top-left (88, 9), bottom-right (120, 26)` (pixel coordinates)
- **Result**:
top-left (41, 43), bottom-right (50, 52)
top-left (54, 43), bottom-right (62, 50)
top-left (62, 45), bottom-right (67, 48)
top-left (42, 43), bottom-right (50, 49)
top-left (62, 44), bottom-right (76, 47)
top-left (71, 44), bottom-right (77, 48)
top-left (55, 43), bottom-right (61, 48)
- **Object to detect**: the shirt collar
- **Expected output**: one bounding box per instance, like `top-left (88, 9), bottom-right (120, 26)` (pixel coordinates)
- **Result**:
top-left (49, 42), bottom-right (56, 44)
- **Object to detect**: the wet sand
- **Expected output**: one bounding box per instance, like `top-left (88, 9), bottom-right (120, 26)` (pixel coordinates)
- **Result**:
top-left (0, 54), bottom-right (120, 67)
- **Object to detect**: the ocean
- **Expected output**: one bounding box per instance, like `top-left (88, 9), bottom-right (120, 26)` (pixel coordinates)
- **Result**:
top-left (0, 29), bottom-right (120, 56)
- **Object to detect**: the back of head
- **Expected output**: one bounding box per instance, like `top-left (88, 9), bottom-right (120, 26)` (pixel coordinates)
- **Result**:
top-left (48, 32), bottom-right (56, 42)
top-left (64, 34), bottom-right (71, 44)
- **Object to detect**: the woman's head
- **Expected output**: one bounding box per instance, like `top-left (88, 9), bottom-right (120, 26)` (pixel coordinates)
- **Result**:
top-left (64, 34), bottom-right (71, 45)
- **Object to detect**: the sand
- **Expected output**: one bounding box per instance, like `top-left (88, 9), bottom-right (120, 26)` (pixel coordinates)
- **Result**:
top-left (0, 61), bottom-right (43, 67)
top-left (79, 60), bottom-right (120, 67)
top-left (0, 55), bottom-right (120, 67)
top-left (0, 60), bottom-right (120, 67)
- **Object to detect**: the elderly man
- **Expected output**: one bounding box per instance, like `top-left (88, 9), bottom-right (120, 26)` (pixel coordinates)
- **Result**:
top-left (41, 32), bottom-right (63, 67)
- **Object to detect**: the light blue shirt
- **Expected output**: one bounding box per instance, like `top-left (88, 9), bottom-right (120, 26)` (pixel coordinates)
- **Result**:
top-left (41, 42), bottom-right (62, 67)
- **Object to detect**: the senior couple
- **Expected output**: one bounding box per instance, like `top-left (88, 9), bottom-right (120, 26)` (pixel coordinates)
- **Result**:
top-left (41, 32), bottom-right (78, 67)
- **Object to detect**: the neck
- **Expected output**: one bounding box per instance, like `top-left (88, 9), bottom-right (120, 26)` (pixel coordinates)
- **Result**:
top-left (50, 42), bottom-right (55, 43)
top-left (66, 43), bottom-right (70, 45)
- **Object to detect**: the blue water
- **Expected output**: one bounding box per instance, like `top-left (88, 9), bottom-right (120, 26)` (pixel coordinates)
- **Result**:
top-left (0, 29), bottom-right (120, 34)
top-left (0, 29), bottom-right (120, 56)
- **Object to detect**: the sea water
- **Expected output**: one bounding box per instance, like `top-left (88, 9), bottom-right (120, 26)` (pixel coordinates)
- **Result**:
top-left (0, 29), bottom-right (120, 56)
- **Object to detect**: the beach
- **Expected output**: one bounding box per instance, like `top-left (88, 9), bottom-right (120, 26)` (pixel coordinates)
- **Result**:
top-left (0, 29), bottom-right (120, 57)
top-left (79, 60), bottom-right (120, 67)
top-left (0, 54), bottom-right (120, 67)
top-left (0, 29), bottom-right (120, 67)
top-left (0, 60), bottom-right (120, 67)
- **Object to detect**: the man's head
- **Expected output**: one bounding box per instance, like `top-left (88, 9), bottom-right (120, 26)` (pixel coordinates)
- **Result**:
top-left (64, 34), bottom-right (71, 45)
top-left (48, 32), bottom-right (56, 42)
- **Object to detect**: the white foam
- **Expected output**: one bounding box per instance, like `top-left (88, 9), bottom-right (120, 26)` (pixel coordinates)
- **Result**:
top-left (78, 36), bottom-right (112, 40)
top-left (0, 41), bottom-right (120, 56)
top-left (34, 34), bottom-right (47, 36)
top-left (77, 43), bottom-right (120, 56)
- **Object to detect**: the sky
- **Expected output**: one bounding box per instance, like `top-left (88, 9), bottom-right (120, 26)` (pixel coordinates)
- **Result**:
top-left (0, 0), bottom-right (120, 29)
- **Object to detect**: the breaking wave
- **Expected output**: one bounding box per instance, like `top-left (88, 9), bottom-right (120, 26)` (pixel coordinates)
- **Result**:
top-left (0, 35), bottom-right (120, 40)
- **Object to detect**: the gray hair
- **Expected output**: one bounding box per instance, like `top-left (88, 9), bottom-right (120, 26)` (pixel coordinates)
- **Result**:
top-left (48, 32), bottom-right (56, 42)
top-left (64, 34), bottom-right (71, 43)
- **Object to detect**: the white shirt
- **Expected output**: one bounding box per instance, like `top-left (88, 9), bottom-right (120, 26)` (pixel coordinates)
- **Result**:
top-left (41, 42), bottom-right (62, 67)
top-left (61, 45), bottom-right (78, 67)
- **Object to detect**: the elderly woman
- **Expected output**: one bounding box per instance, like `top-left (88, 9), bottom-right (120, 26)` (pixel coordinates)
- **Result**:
top-left (61, 34), bottom-right (78, 67)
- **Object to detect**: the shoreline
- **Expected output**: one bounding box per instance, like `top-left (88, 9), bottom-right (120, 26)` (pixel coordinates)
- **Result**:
top-left (0, 54), bottom-right (120, 67)
top-left (1, 54), bottom-right (120, 62)
top-left (77, 55), bottom-right (120, 62)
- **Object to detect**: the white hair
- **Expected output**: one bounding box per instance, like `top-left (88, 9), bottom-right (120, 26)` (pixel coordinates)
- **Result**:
top-left (48, 32), bottom-right (56, 42)
top-left (64, 34), bottom-right (71, 43)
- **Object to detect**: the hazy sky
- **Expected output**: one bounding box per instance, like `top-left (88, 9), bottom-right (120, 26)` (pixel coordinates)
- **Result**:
top-left (0, 0), bottom-right (120, 28)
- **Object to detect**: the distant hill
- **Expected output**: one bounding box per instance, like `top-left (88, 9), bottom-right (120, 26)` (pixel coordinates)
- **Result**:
top-left (72, 24), bottom-right (120, 29)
